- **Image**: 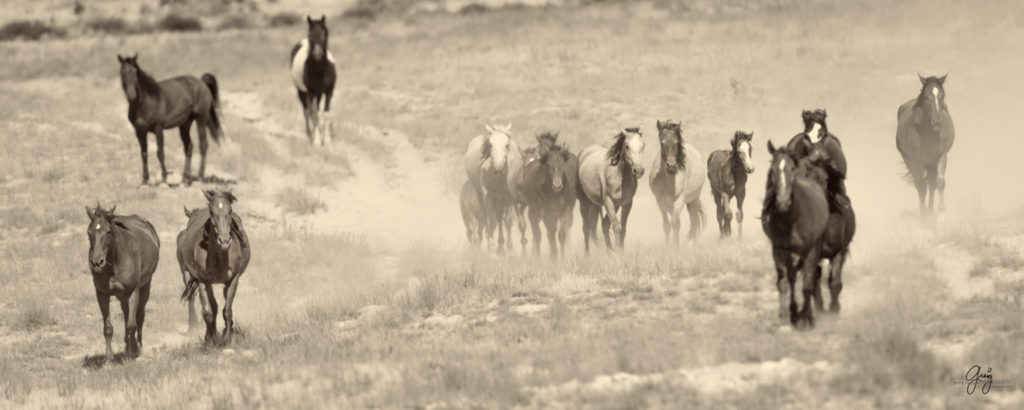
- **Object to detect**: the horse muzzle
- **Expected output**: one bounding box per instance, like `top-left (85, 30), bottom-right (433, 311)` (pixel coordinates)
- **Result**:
top-left (633, 167), bottom-right (645, 178)
top-left (90, 258), bottom-right (106, 272)
top-left (745, 165), bottom-right (755, 173)
top-left (217, 236), bottom-right (232, 247)
top-left (552, 180), bottom-right (564, 193)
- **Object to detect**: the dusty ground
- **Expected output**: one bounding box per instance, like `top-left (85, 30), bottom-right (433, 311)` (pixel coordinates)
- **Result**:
top-left (1, 0), bottom-right (1024, 408)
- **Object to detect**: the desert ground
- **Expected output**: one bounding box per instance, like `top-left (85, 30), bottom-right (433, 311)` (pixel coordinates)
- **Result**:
top-left (1, 0), bottom-right (1023, 408)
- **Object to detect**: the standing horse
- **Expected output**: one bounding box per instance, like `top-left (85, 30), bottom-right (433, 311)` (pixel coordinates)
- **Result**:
top-left (762, 142), bottom-right (830, 328)
top-left (290, 15), bottom-right (337, 146)
top-left (806, 144), bottom-right (856, 314)
top-left (118, 54), bottom-right (222, 186)
top-left (520, 134), bottom-right (578, 258)
top-left (707, 131), bottom-right (755, 238)
top-left (577, 128), bottom-right (645, 252)
top-left (177, 190), bottom-right (251, 345)
top-left (86, 204), bottom-right (160, 359)
top-left (463, 123), bottom-right (521, 253)
top-left (649, 120), bottom-right (707, 245)
top-left (896, 74), bottom-right (955, 214)
top-left (460, 180), bottom-right (484, 246)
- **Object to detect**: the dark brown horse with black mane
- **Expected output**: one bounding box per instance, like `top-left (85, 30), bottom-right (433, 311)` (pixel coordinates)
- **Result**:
top-left (177, 190), bottom-right (251, 345)
top-left (86, 204), bottom-right (160, 360)
top-left (707, 131), bottom-right (755, 238)
top-left (896, 74), bottom-right (954, 214)
top-left (805, 144), bottom-right (856, 314)
top-left (763, 142), bottom-right (830, 328)
top-left (290, 15), bottom-right (337, 146)
top-left (577, 128), bottom-right (645, 252)
top-left (519, 132), bottom-right (578, 258)
top-left (118, 54), bottom-right (222, 186)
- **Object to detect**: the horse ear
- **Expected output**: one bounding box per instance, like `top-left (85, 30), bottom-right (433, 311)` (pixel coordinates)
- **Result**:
top-left (108, 205), bottom-right (116, 215)
top-left (939, 73), bottom-right (947, 84)
top-left (656, 120), bottom-right (663, 129)
top-left (131, 53), bottom-right (137, 61)
top-left (484, 124), bottom-right (495, 133)
top-left (504, 123), bottom-right (512, 132)
top-left (203, 190), bottom-right (215, 201)
top-left (767, 140), bottom-right (776, 155)
top-left (117, 54), bottom-right (124, 64)
top-left (918, 73), bottom-right (926, 84)
top-left (320, 14), bottom-right (326, 22)
top-left (86, 206), bottom-right (95, 220)
top-left (307, 15), bottom-right (314, 25)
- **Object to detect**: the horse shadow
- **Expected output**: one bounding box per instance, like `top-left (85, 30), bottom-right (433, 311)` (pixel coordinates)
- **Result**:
top-left (81, 352), bottom-right (131, 370)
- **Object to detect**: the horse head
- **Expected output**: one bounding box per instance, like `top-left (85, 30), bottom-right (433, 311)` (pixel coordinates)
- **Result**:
top-left (306, 15), bottom-right (328, 62)
top-left (767, 141), bottom-right (798, 212)
top-left (204, 189), bottom-right (237, 248)
top-left (609, 127), bottom-right (645, 178)
top-left (732, 131), bottom-right (755, 173)
top-left (540, 142), bottom-right (572, 193)
top-left (117, 53), bottom-right (141, 101)
top-left (86, 203), bottom-right (117, 272)
top-left (481, 123), bottom-right (513, 174)
top-left (656, 120), bottom-right (684, 174)
top-left (802, 109), bottom-right (828, 142)
top-left (918, 73), bottom-right (947, 129)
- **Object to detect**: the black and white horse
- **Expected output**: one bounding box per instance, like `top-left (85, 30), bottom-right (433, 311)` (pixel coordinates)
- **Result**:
top-left (290, 15), bottom-right (337, 146)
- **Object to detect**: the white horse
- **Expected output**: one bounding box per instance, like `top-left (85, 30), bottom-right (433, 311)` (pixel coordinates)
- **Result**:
top-left (463, 123), bottom-right (520, 252)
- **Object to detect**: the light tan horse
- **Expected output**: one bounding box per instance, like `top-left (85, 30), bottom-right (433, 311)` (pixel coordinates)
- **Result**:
top-left (577, 128), bottom-right (645, 252)
top-left (462, 123), bottom-right (522, 252)
top-left (649, 120), bottom-right (707, 245)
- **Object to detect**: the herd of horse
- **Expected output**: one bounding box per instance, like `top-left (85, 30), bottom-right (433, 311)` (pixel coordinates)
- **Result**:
top-left (88, 16), bottom-right (955, 360)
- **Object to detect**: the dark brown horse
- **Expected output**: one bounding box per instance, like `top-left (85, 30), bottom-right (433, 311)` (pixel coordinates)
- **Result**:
top-left (762, 142), bottom-right (830, 328)
top-left (86, 204), bottom-right (160, 360)
top-left (290, 15), bottom-right (337, 146)
top-left (118, 54), bottom-right (222, 186)
top-left (896, 74), bottom-right (954, 214)
top-left (707, 131), bottom-right (755, 238)
top-left (519, 133), bottom-right (578, 258)
top-left (577, 128), bottom-right (645, 252)
top-left (177, 190), bottom-right (251, 344)
top-left (806, 144), bottom-right (856, 314)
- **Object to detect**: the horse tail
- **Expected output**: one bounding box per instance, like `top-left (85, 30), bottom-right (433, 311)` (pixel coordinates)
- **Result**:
top-left (180, 276), bottom-right (200, 302)
top-left (201, 73), bottom-right (223, 143)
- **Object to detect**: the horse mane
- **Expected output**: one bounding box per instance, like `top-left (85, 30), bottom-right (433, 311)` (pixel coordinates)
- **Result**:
top-left (607, 128), bottom-right (639, 166)
top-left (480, 136), bottom-right (492, 161)
top-left (133, 63), bottom-right (162, 97)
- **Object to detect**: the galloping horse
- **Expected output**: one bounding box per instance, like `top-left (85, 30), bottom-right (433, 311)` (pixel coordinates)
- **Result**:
top-left (896, 74), bottom-right (954, 214)
top-left (519, 133), bottom-right (578, 258)
top-left (649, 120), bottom-right (707, 245)
top-left (577, 128), bottom-right (645, 252)
top-left (463, 123), bottom-right (521, 253)
top-left (290, 15), bottom-right (337, 146)
top-left (86, 204), bottom-right (160, 359)
top-left (707, 131), bottom-right (755, 238)
top-left (118, 54), bottom-right (222, 186)
top-left (806, 144), bottom-right (856, 314)
top-left (763, 142), bottom-right (830, 328)
top-left (177, 190), bottom-right (251, 345)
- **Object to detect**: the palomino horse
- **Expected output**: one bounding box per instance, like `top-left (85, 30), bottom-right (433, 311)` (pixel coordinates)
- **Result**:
top-left (896, 74), bottom-right (954, 214)
top-left (291, 15), bottom-right (337, 146)
top-left (805, 144), bottom-right (856, 314)
top-left (460, 180), bottom-right (484, 246)
top-left (707, 131), bottom-right (755, 238)
top-left (177, 190), bottom-right (251, 344)
top-left (519, 133), bottom-right (578, 258)
top-left (762, 142), bottom-right (829, 328)
top-left (118, 54), bottom-right (222, 186)
top-left (463, 123), bottom-right (521, 253)
top-left (649, 120), bottom-right (707, 245)
top-left (86, 204), bottom-right (160, 359)
top-left (577, 128), bottom-right (645, 252)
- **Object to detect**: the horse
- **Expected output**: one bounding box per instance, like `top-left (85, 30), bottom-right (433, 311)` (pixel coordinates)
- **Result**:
top-left (460, 180), bottom-right (484, 246)
top-left (762, 142), bottom-right (830, 328)
top-left (463, 123), bottom-right (521, 253)
top-left (896, 74), bottom-right (955, 214)
top-left (118, 54), bottom-right (222, 186)
top-left (707, 131), bottom-right (755, 238)
top-left (508, 145), bottom-right (540, 254)
top-left (519, 133), bottom-right (578, 258)
top-left (177, 190), bottom-right (251, 345)
top-left (805, 143), bottom-right (856, 314)
top-left (291, 15), bottom-right (337, 146)
top-left (577, 128), bottom-right (645, 252)
top-left (648, 120), bottom-right (707, 245)
top-left (86, 204), bottom-right (160, 360)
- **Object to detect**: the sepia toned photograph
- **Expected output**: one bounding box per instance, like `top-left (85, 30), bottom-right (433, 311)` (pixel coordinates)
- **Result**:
top-left (1, 0), bottom-right (1022, 408)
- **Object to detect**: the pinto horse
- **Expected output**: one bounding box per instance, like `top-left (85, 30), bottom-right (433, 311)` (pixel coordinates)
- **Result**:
top-left (519, 133), bottom-right (578, 258)
top-left (577, 128), bottom-right (645, 252)
top-left (86, 204), bottom-right (160, 360)
top-left (649, 120), bottom-right (707, 245)
top-left (118, 54), bottom-right (222, 186)
top-left (291, 15), bottom-right (337, 146)
top-left (897, 74), bottom-right (954, 214)
top-left (762, 141), bottom-right (829, 328)
top-left (707, 131), bottom-right (755, 238)
top-left (177, 190), bottom-right (251, 345)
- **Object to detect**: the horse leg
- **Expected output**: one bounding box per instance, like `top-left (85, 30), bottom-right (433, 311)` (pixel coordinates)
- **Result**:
top-left (557, 209), bottom-right (570, 258)
top-left (135, 129), bottom-right (149, 185)
top-left (136, 283), bottom-right (150, 354)
top-left (657, 200), bottom-right (671, 244)
top-left (198, 283), bottom-right (219, 345)
top-left (321, 89), bottom-right (334, 146)
top-left (95, 290), bottom-right (114, 361)
top-left (297, 90), bottom-right (312, 141)
top-left (937, 154), bottom-right (948, 213)
top-left (795, 247), bottom-right (820, 329)
top-left (529, 207), bottom-right (543, 256)
top-left (812, 262), bottom-right (824, 314)
top-left (925, 163), bottom-right (938, 212)
top-left (772, 247), bottom-right (790, 324)
top-left (122, 287), bottom-right (142, 357)
top-left (619, 202), bottom-right (632, 249)
top-left (712, 190), bottom-right (726, 238)
top-left (310, 95), bottom-right (322, 146)
top-left (543, 211), bottom-right (560, 259)
top-left (181, 269), bottom-right (198, 331)
top-left (601, 197), bottom-right (621, 249)
top-left (580, 202), bottom-right (593, 254)
top-left (722, 194), bottom-right (734, 238)
top-left (828, 252), bottom-right (846, 313)
top-left (154, 129), bottom-right (168, 184)
top-left (118, 297), bottom-right (130, 355)
top-left (516, 203), bottom-right (529, 252)
top-left (686, 200), bottom-right (702, 242)
top-left (913, 173), bottom-right (927, 214)
top-left (670, 203), bottom-right (682, 247)
top-left (222, 275), bottom-right (241, 344)
top-left (197, 124), bottom-right (209, 181)
top-left (179, 120), bottom-right (194, 185)
top-left (735, 192), bottom-right (746, 238)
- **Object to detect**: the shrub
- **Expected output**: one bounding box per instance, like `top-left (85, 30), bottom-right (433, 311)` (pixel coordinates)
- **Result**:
top-left (217, 14), bottom-right (254, 31)
top-left (268, 12), bottom-right (302, 27)
top-left (158, 13), bottom-right (202, 32)
top-left (86, 17), bottom-right (129, 34)
top-left (0, 20), bottom-right (66, 42)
